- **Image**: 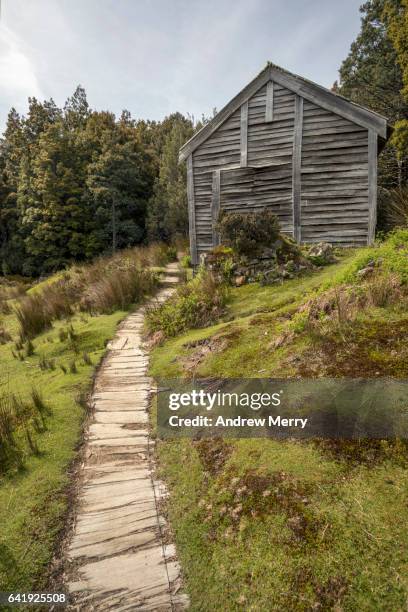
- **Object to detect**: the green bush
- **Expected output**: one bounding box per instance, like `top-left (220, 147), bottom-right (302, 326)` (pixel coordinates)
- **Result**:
top-left (217, 210), bottom-right (280, 256)
top-left (205, 246), bottom-right (235, 282)
top-left (146, 269), bottom-right (228, 337)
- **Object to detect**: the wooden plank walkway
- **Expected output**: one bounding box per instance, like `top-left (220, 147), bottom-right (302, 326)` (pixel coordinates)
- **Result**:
top-left (66, 262), bottom-right (188, 610)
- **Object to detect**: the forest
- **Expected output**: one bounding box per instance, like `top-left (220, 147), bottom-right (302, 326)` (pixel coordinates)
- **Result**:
top-left (0, 94), bottom-right (195, 276)
top-left (0, 0), bottom-right (407, 277)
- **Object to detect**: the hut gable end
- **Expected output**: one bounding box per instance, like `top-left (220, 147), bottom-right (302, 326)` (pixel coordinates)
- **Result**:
top-left (181, 63), bottom-right (389, 264)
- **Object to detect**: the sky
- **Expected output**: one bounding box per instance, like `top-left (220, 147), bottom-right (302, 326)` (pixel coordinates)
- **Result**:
top-left (0, 0), bottom-right (363, 132)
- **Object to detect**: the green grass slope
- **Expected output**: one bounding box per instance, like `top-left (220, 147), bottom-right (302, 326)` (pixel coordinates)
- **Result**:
top-left (150, 234), bottom-right (408, 611)
top-left (0, 242), bottom-right (174, 593)
top-left (0, 306), bottom-right (125, 591)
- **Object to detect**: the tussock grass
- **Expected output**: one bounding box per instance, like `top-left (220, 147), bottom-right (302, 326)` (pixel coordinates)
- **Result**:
top-left (82, 351), bottom-right (92, 365)
top-left (0, 396), bottom-right (24, 474)
top-left (69, 360), bottom-right (77, 374)
top-left (14, 294), bottom-right (53, 340)
top-left (80, 266), bottom-right (157, 314)
top-left (12, 242), bottom-right (173, 340)
top-left (0, 326), bottom-right (11, 344)
top-left (0, 389), bottom-right (51, 474)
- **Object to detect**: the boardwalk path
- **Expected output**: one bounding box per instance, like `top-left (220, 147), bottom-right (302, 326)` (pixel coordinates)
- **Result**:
top-left (66, 262), bottom-right (188, 610)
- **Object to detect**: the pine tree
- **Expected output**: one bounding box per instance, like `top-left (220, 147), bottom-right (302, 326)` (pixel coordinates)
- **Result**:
top-left (384, 0), bottom-right (408, 161)
top-left (87, 120), bottom-right (155, 253)
top-left (147, 115), bottom-right (193, 241)
top-left (338, 0), bottom-right (408, 188)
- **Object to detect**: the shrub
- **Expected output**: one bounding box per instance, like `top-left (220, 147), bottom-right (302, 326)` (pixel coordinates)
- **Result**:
top-left (217, 210), bottom-right (280, 256)
top-left (205, 246), bottom-right (236, 282)
top-left (181, 254), bottom-right (192, 269)
top-left (146, 269), bottom-right (228, 337)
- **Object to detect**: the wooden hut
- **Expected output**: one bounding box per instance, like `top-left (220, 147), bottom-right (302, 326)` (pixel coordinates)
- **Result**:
top-left (179, 63), bottom-right (389, 265)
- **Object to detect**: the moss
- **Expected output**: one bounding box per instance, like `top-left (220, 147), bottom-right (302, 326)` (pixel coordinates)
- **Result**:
top-left (150, 239), bottom-right (408, 610)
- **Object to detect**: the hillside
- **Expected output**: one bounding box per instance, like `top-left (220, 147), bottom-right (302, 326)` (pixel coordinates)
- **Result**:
top-left (149, 231), bottom-right (408, 610)
top-left (0, 244), bottom-right (174, 592)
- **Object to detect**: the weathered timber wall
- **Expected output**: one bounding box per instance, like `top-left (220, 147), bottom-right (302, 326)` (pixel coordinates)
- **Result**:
top-left (192, 107), bottom-right (241, 259)
top-left (301, 100), bottom-right (369, 246)
top-left (190, 80), bottom-right (372, 259)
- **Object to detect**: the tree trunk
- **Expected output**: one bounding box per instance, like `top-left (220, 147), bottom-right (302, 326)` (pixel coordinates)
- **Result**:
top-left (112, 198), bottom-right (117, 253)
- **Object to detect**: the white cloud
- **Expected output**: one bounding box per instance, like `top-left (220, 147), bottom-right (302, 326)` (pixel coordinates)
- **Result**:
top-left (0, 23), bottom-right (44, 119)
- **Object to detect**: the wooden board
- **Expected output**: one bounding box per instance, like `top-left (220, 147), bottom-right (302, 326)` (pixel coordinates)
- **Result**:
top-left (240, 101), bottom-right (248, 167)
top-left (187, 155), bottom-right (198, 265)
top-left (292, 95), bottom-right (303, 243)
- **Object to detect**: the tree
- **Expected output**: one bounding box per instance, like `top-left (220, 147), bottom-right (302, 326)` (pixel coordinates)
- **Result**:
top-left (87, 120), bottom-right (155, 253)
top-left (18, 120), bottom-right (87, 273)
top-left (384, 0), bottom-right (408, 161)
top-left (147, 115), bottom-right (193, 241)
top-left (337, 0), bottom-right (408, 188)
top-left (0, 84), bottom-right (191, 276)
top-left (0, 109), bottom-right (26, 273)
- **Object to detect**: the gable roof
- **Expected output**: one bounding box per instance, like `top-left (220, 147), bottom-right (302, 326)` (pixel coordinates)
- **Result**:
top-left (179, 62), bottom-right (388, 163)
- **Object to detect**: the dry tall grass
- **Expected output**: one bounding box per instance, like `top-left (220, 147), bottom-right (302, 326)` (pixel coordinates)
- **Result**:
top-left (385, 187), bottom-right (408, 229)
top-left (12, 243), bottom-right (174, 340)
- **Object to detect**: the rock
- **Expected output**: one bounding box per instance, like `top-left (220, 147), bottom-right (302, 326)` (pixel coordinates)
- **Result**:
top-left (235, 275), bottom-right (246, 287)
top-left (308, 242), bottom-right (336, 263)
top-left (260, 247), bottom-right (276, 259)
top-left (357, 266), bottom-right (375, 279)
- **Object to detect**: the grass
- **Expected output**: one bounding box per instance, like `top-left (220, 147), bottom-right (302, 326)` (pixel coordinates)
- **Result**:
top-left (146, 268), bottom-right (228, 338)
top-left (149, 236), bottom-right (408, 610)
top-left (150, 251), bottom-right (357, 379)
top-left (13, 242), bottom-right (174, 341)
top-left (0, 306), bottom-right (126, 591)
top-left (0, 242), bottom-right (176, 592)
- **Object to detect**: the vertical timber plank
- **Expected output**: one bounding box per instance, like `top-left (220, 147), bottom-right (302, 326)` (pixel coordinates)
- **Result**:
top-left (292, 95), bottom-right (303, 243)
top-left (240, 101), bottom-right (248, 167)
top-left (265, 80), bottom-right (274, 122)
top-left (367, 130), bottom-right (378, 245)
top-left (212, 170), bottom-right (221, 247)
top-left (187, 155), bottom-right (198, 265)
